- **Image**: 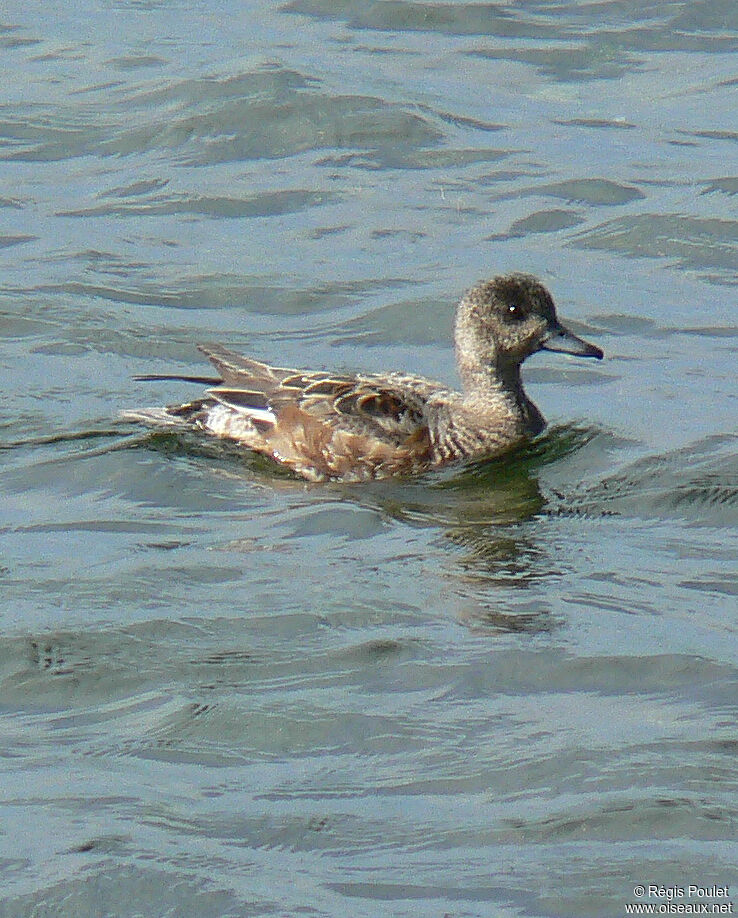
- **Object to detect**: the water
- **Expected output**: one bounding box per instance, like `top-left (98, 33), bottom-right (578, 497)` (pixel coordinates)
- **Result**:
top-left (1, 2), bottom-right (737, 916)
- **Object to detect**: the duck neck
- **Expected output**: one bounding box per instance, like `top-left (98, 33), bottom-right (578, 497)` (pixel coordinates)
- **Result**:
top-left (458, 345), bottom-right (520, 399)
top-left (458, 350), bottom-right (544, 435)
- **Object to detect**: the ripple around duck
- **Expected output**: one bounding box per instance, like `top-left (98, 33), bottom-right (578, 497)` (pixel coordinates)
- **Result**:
top-left (101, 422), bottom-right (607, 537)
top-left (551, 435), bottom-right (738, 526)
top-left (343, 426), bottom-right (607, 539)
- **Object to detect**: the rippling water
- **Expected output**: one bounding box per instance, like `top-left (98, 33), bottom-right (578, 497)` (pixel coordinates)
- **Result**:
top-left (1, 2), bottom-right (737, 916)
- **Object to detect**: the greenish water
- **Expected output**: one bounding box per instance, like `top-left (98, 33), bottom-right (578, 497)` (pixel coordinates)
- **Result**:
top-left (1, 2), bottom-right (737, 916)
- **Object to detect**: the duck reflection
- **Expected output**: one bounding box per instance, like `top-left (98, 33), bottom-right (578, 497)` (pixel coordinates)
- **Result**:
top-left (131, 422), bottom-right (600, 635)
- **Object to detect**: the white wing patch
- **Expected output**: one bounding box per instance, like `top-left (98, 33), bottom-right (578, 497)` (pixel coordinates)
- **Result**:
top-left (204, 403), bottom-right (276, 440)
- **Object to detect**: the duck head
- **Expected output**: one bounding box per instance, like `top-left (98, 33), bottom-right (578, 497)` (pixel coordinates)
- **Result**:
top-left (455, 273), bottom-right (603, 388)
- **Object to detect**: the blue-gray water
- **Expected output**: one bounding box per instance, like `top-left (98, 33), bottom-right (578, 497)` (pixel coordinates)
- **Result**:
top-left (1, 2), bottom-right (737, 916)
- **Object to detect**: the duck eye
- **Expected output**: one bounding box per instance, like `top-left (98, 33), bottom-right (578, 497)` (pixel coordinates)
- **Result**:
top-left (507, 302), bottom-right (524, 320)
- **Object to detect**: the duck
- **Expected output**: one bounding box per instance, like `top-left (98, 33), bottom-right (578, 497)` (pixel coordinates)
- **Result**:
top-left (123, 273), bottom-right (603, 482)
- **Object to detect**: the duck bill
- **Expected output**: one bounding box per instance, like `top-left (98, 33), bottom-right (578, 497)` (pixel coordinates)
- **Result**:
top-left (541, 324), bottom-right (603, 359)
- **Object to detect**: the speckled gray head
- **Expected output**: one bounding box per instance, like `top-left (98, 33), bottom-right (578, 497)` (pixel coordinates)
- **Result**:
top-left (455, 272), bottom-right (603, 384)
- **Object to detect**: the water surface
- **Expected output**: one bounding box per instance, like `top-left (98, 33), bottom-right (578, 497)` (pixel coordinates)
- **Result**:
top-left (1, 2), bottom-right (737, 916)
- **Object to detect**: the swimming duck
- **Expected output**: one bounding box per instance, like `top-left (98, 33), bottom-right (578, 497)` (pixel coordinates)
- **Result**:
top-left (124, 273), bottom-right (603, 481)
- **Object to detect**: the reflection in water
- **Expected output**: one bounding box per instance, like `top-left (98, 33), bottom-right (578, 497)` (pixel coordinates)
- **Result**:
top-left (13, 422), bottom-right (737, 611)
top-left (349, 425), bottom-right (599, 625)
top-left (455, 597), bottom-right (562, 634)
top-left (3, 419), bottom-right (602, 636)
top-left (350, 424), bottom-right (599, 525)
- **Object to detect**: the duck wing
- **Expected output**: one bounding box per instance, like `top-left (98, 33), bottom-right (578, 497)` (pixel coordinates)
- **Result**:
top-left (199, 344), bottom-right (430, 442)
